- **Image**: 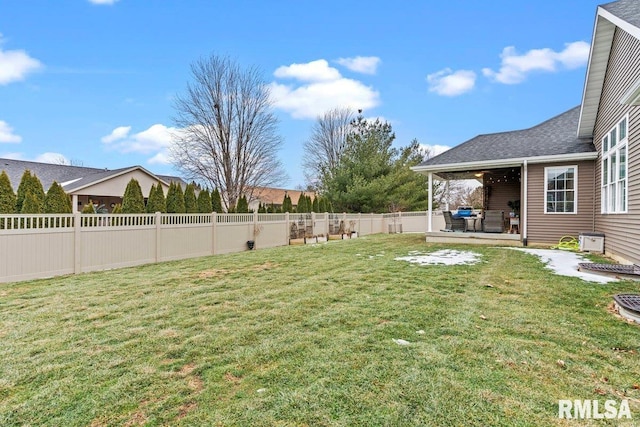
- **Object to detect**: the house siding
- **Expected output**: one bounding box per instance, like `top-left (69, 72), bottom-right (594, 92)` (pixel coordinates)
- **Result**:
top-left (593, 28), bottom-right (640, 265)
top-left (526, 161), bottom-right (596, 244)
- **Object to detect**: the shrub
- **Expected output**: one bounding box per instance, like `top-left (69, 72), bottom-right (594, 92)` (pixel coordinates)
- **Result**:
top-left (197, 188), bottom-right (212, 213)
top-left (21, 192), bottom-right (43, 214)
top-left (16, 170), bottom-right (45, 213)
top-left (44, 181), bottom-right (72, 213)
top-left (236, 195), bottom-right (249, 213)
top-left (211, 188), bottom-right (223, 212)
top-left (121, 179), bottom-right (145, 213)
top-left (312, 195), bottom-right (319, 213)
top-left (146, 183), bottom-right (166, 213)
top-left (111, 204), bottom-right (123, 214)
top-left (0, 171), bottom-right (16, 214)
top-left (184, 183), bottom-right (198, 213)
top-left (166, 182), bottom-right (185, 213)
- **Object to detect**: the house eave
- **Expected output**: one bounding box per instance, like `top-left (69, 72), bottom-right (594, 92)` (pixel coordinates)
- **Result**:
top-left (411, 152), bottom-right (598, 175)
top-left (65, 166), bottom-right (169, 194)
top-left (578, 6), bottom-right (640, 138)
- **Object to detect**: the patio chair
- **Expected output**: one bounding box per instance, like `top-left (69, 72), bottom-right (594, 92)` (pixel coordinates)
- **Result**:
top-left (483, 210), bottom-right (504, 233)
top-left (442, 211), bottom-right (465, 232)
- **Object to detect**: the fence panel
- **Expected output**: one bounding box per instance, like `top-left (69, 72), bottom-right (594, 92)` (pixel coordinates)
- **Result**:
top-left (216, 222), bottom-right (253, 254)
top-left (80, 226), bottom-right (156, 272)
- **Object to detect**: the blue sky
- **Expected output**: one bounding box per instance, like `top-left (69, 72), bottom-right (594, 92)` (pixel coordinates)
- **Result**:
top-left (1, 0), bottom-right (603, 187)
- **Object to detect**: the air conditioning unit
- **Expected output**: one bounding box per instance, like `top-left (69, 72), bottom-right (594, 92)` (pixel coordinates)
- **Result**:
top-left (579, 232), bottom-right (605, 253)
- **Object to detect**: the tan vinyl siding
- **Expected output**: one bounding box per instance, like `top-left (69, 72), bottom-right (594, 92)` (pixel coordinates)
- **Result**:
top-left (593, 28), bottom-right (640, 265)
top-left (526, 161), bottom-right (595, 244)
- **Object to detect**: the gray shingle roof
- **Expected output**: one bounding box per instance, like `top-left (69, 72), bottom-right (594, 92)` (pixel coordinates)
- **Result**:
top-left (418, 106), bottom-right (596, 167)
top-left (0, 158), bottom-right (184, 193)
top-left (601, 0), bottom-right (640, 31)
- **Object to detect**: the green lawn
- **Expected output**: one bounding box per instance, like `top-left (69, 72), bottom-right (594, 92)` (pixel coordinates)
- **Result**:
top-left (1, 234), bottom-right (639, 426)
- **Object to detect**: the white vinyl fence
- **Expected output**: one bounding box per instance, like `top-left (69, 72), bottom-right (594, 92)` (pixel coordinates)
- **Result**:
top-left (0, 211), bottom-right (443, 283)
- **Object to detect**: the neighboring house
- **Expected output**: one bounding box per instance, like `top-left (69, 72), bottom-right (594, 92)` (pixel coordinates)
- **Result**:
top-left (412, 0), bottom-right (640, 265)
top-left (0, 158), bottom-right (186, 213)
top-left (248, 186), bottom-right (315, 212)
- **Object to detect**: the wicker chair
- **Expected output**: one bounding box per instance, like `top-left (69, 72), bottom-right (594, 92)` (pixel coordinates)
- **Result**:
top-left (483, 210), bottom-right (504, 233)
top-left (442, 211), bottom-right (465, 232)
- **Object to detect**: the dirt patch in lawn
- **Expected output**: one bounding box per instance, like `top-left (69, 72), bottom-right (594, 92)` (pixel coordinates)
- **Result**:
top-left (198, 261), bottom-right (280, 279)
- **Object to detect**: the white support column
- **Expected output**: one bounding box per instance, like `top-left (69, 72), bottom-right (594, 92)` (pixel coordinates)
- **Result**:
top-left (522, 161), bottom-right (528, 245)
top-left (72, 194), bottom-right (79, 213)
top-left (428, 172), bottom-right (433, 232)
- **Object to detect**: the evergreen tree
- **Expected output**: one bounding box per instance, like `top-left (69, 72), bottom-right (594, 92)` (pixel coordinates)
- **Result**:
top-left (211, 188), bottom-right (223, 212)
top-left (197, 188), bottom-right (212, 213)
top-left (296, 193), bottom-right (307, 213)
top-left (111, 203), bottom-right (123, 214)
top-left (146, 183), bottom-right (166, 213)
top-left (21, 192), bottom-right (43, 214)
top-left (282, 193), bottom-right (293, 213)
top-left (44, 181), bottom-right (72, 213)
top-left (236, 195), bottom-right (249, 213)
top-left (258, 202), bottom-right (267, 213)
top-left (312, 195), bottom-right (319, 213)
top-left (16, 170), bottom-right (45, 213)
top-left (166, 182), bottom-right (186, 213)
top-left (184, 183), bottom-right (198, 213)
top-left (121, 178), bottom-right (145, 213)
top-left (0, 171), bottom-right (16, 214)
top-left (81, 202), bottom-right (96, 214)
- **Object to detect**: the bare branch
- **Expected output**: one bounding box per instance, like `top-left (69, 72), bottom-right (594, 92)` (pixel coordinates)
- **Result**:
top-left (169, 54), bottom-right (287, 210)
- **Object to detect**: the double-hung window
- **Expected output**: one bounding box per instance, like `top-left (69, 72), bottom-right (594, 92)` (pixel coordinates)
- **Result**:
top-left (545, 166), bottom-right (577, 214)
top-left (602, 116), bottom-right (628, 213)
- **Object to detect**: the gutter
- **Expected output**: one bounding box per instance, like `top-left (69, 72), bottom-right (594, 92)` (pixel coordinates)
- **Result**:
top-left (411, 151), bottom-right (598, 175)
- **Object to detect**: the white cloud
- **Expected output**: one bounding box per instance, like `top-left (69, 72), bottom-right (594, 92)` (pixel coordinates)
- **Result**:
top-left (0, 152), bottom-right (24, 160)
top-left (420, 144), bottom-right (451, 157)
top-left (273, 59), bottom-right (341, 82)
top-left (34, 152), bottom-right (70, 164)
top-left (270, 59), bottom-right (380, 119)
top-left (101, 124), bottom-right (181, 165)
top-left (0, 120), bottom-right (22, 143)
top-left (426, 69), bottom-right (476, 96)
top-left (88, 0), bottom-right (119, 4)
top-left (482, 41), bottom-right (590, 84)
top-left (335, 56), bottom-right (381, 75)
top-left (101, 125), bottom-right (131, 143)
top-left (0, 36), bottom-right (42, 85)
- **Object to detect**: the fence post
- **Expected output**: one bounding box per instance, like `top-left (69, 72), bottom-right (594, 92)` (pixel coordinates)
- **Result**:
top-left (155, 211), bottom-right (162, 263)
top-left (212, 212), bottom-right (217, 255)
top-left (311, 211), bottom-right (316, 236)
top-left (357, 213), bottom-right (361, 235)
top-left (285, 212), bottom-right (290, 244)
top-left (399, 211), bottom-right (403, 234)
top-left (73, 212), bottom-right (82, 274)
top-left (253, 210), bottom-right (258, 246)
top-left (325, 212), bottom-right (329, 236)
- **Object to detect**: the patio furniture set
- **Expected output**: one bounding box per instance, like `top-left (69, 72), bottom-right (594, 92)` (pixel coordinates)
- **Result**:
top-left (442, 209), bottom-right (517, 233)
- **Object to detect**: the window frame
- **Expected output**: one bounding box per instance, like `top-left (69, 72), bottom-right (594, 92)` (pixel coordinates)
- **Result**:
top-left (601, 115), bottom-right (628, 214)
top-left (544, 165), bottom-right (578, 214)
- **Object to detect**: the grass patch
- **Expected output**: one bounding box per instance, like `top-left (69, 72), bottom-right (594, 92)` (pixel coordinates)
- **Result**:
top-left (1, 234), bottom-right (639, 426)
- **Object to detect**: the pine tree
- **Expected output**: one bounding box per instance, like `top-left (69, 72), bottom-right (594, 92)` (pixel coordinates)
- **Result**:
top-left (0, 171), bottom-right (16, 214)
top-left (121, 179), bottom-right (145, 213)
top-left (197, 188), bottom-right (212, 213)
top-left (166, 182), bottom-right (185, 213)
top-left (111, 203), bottom-right (123, 214)
top-left (21, 192), bottom-right (43, 214)
top-left (16, 170), bottom-right (45, 213)
top-left (296, 193), bottom-right (306, 213)
top-left (146, 183), bottom-right (166, 213)
top-left (81, 201), bottom-right (96, 214)
top-left (236, 195), bottom-right (249, 213)
top-left (282, 193), bottom-right (292, 213)
top-left (211, 188), bottom-right (223, 212)
top-left (44, 181), bottom-right (72, 213)
top-left (312, 195), bottom-right (319, 213)
top-left (184, 183), bottom-right (198, 213)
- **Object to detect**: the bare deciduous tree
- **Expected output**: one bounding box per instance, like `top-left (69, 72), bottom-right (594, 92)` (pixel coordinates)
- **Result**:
top-left (170, 54), bottom-right (286, 211)
top-left (303, 107), bottom-right (355, 190)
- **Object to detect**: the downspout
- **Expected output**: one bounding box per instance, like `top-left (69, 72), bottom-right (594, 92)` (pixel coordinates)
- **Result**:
top-left (522, 160), bottom-right (528, 246)
top-left (428, 172), bottom-right (433, 233)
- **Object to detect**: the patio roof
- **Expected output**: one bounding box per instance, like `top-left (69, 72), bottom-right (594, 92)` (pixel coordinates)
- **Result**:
top-left (412, 107), bottom-right (597, 176)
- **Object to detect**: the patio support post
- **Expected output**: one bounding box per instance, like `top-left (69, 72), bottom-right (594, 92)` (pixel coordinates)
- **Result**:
top-left (72, 194), bottom-right (79, 213)
top-left (428, 172), bottom-right (433, 232)
top-left (522, 161), bottom-right (528, 245)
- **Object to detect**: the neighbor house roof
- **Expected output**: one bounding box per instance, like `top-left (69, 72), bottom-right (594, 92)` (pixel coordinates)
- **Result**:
top-left (578, 0), bottom-right (640, 137)
top-left (0, 158), bottom-right (184, 194)
top-left (250, 187), bottom-right (315, 206)
top-left (413, 107), bottom-right (596, 173)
